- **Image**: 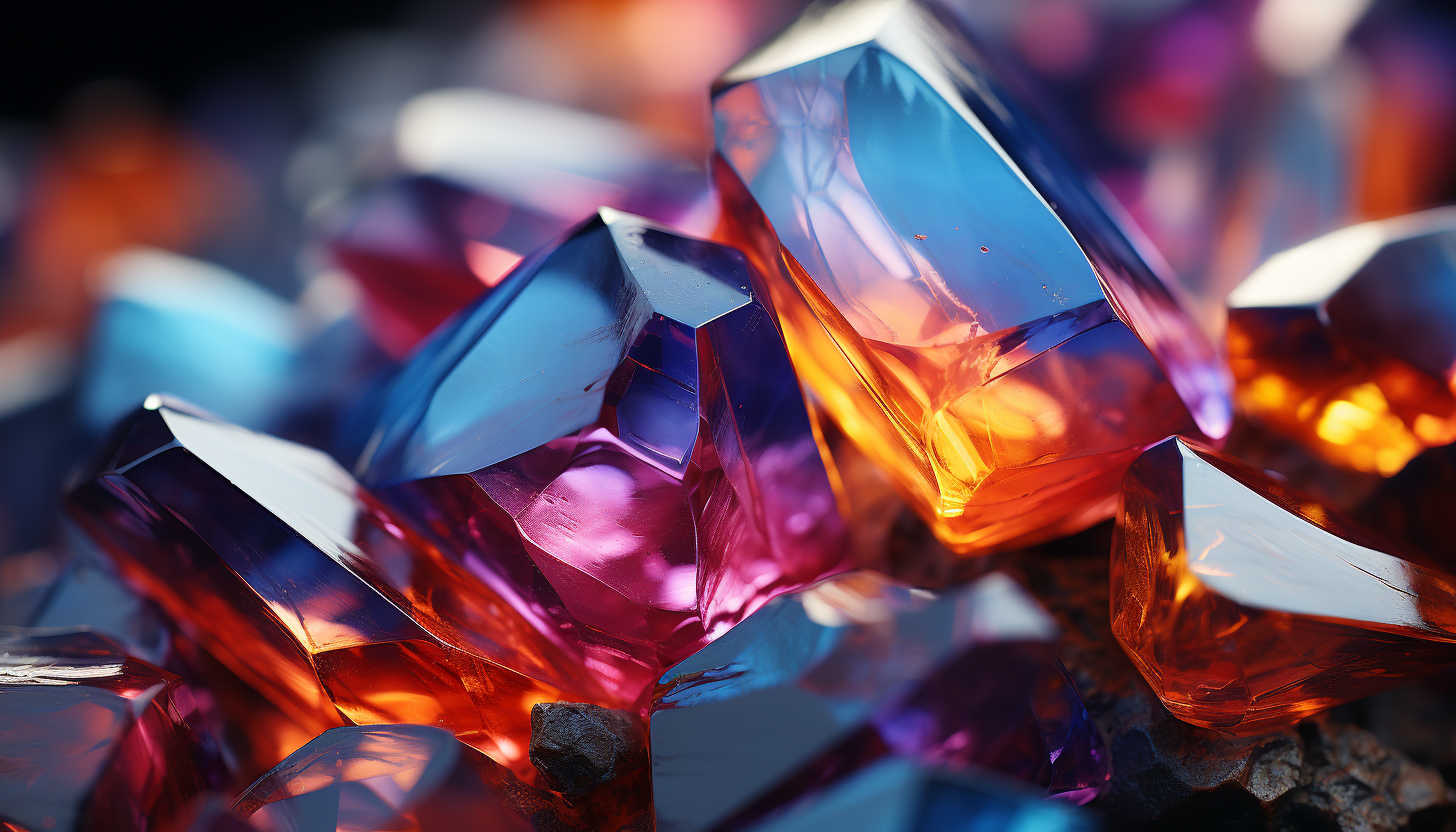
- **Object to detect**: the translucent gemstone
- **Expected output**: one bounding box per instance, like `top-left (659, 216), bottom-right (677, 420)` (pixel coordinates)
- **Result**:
top-left (65, 396), bottom-right (622, 783)
top-left (356, 208), bottom-right (848, 688)
top-left (711, 0), bottom-right (1230, 554)
top-left (1227, 208), bottom-right (1456, 476)
top-left (1112, 436), bottom-right (1456, 733)
top-left (0, 629), bottom-right (219, 832)
top-left (737, 759), bottom-right (1094, 832)
top-left (233, 725), bottom-right (553, 832)
top-left (649, 571), bottom-right (1109, 832)
top-left (330, 176), bottom-right (566, 357)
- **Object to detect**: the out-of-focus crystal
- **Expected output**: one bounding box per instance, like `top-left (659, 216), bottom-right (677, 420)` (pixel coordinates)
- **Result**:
top-left (232, 725), bottom-right (552, 832)
top-left (0, 629), bottom-right (219, 832)
top-left (711, 0), bottom-right (1230, 554)
top-left (1227, 208), bottom-right (1456, 476)
top-left (738, 759), bottom-right (1095, 832)
top-left (65, 396), bottom-right (621, 783)
top-left (649, 571), bottom-right (1109, 832)
top-left (356, 208), bottom-right (848, 693)
top-left (1112, 436), bottom-right (1456, 732)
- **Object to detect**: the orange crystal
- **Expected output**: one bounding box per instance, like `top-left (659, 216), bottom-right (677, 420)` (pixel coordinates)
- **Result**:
top-left (711, 0), bottom-right (1229, 554)
top-left (1112, 435), bottom-right (1456, 733)
top-left (1227, 208), bottom-right (1456, 476)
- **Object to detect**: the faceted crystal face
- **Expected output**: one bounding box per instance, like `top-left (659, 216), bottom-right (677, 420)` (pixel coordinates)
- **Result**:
top-left (356, 208), bottom-right (849, 686)
top-left (65, 396), bottom-right (622, 783)
top-left (711, 0), bottom-right (1230, 554)
top-left (649, 571), bottom-right (1109, 832)
top-left (0, 630), bottom-right (218, 832)
top-left (739, 759), bottom-right (1093, 832)
top-left (1228, 208), bottom-right (1456, 476)
top-left (330, 176), bottom-right (566, 357)
top-left (1112, 436), bottom-right (1456, 733)
top-left (233, 725), bottom-right (541, 832)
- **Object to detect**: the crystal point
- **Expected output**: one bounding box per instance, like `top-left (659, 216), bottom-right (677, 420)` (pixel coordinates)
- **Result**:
top-left (356, 208), bottom-right (849, 688)
top-left (1112, 436), bottom-right (1456, 732)
top-left (649, 571), bottom-right (1109, 832)
top-left (712, 0), bottom-right (1229, 554)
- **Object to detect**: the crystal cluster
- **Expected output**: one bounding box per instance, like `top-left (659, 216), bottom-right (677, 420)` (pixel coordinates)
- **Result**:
top-left (1228, 208), bottom-right (1456, 476)
top-left (650, 571), bottom-right (1109, 831)
top-left (9, 0), bottom-right (1456, 829)
top-left (711, 0), bottom-right (1231, 554)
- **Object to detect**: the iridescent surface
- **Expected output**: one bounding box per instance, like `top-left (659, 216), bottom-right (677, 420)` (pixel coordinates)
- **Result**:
top-left (1228, 208), bottom-right (1456, 475)
top-left (649, 571), bottom-right (1109, 832)
top-left (233, 725), bottom-right (540, 832)
top-left (711, 0), bottom-right (1229, 554)
top-left (357, 208), bottom-right (848, 690)
top-left (740, 759), bottom-right (1094, 832)
top-left (1112, 436), bottom-right (1456, 732)
top-left (0, 629), bottom-right (218, 832)
top-left (65, 396), bottom-right (620, 782)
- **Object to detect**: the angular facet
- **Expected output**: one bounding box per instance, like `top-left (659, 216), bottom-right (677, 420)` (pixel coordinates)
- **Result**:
top-left (65, 396), bottom-right (621, 782)
top-left (711, 0), bottom-right (1230, 554)
top-left (649, 571), bottom-right (1109, 832)
top-left (739, 759), bottom-right (1094, 832)
top-left (232, 725), bottom-right (549, 832)
top-left (355, 208), bottom-right (849, 689)
top-left (0, 629), bottom-right (219, 832)
top-left (1227, 208), bottom-right (1456, 476)
top-left (1112, 436), bottom-right (1456, 732)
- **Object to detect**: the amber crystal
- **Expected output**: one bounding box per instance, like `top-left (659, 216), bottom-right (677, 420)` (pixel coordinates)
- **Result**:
top-left (65, 396), bottom-right (623, 783)
top-left (711, 0), bottom-right (1230, 554)
top-left (0, 629), bottom-right (218, 832)
top-left (1112, 436), bottom-right (1456, 733)
top-left (1227, 208), bottom-right (1456, 476)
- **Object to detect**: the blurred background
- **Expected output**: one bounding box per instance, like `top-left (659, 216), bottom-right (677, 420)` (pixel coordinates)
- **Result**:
top-left (1, 0), bottom-right (1455, 593)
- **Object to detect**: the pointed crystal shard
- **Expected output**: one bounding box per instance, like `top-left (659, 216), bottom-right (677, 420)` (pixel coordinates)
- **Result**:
top-left (355, 209), bottom-right (849, 691)
top-left (1228, 208), bottom-right (1456, 476)
top-left (711, 0), bottom-right (1230, 554)
top-left (65, 396), bottom-right (621, 783)
top-left (1112, 436), bottom-right (1456, 732)
top-left (649, 571), bottom-right (1109, 832)
top-left (233, 725), bottom-right (562, 832)
top-left (0, 629), bottom-right (219, 832)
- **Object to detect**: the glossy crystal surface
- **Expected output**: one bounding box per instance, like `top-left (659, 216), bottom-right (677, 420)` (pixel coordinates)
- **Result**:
top-left (740, 759), bottom-right (1093, 832)
top-left (1112, 436), bottom-right (1456, 732)
top-left (1228, 208), bottom-right (1456, 475)
top-left (711, 0), bottom-right (1229, 554)
top-left (649, 571), bottom-right (1109, 832)
top-left (233, 725), bottom-right (542, 832)
top-left (357, 208), bottom-right (848, 690)
top-left (65, 396), bottom-right (620, 782)
top-left (0, 629), bottom-right (217, 832)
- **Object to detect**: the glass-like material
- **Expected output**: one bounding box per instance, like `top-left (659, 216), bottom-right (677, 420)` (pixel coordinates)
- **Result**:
top-left (1112, 436), bottom-right (1456, 732)
top-left (649, 571), bottom-right (1109, 832)
top-left (356, 209), bottom-right (848, 691)
top-left (65, 396), bottom-right (621, 783)
top-left (739, 759), bottom-right (1094, 832)
top-left (233, 725), bottom-right (551, 832)
top-left (0, 629), bottom-right (218, 832)
top-left (712, 0), bottom-right (1230, 554)
top-left (1227, 208), bottom-right (1456, 475)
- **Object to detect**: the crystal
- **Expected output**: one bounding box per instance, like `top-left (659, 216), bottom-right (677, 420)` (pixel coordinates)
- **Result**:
top-left (232, 725), bottom-right (551, 832)
top-left (1112, 436), bottom-right (1456, 733)
top-left (1227, 208), bottom-right (1456, 476)
top-left (355, 208), bottom-right (848, 689)
top-left (649, 571), bottom-right (1109, 832)
top-left (736, 759), bottom-right (1094, 832)
top-left (65, 396), bottom-right (622, 782)
top-left (711, 0), bottom-right (1230, 554)
top-left (0, 629), bottom-right (219, 832)
top-left (329, 176), bottom-right (566, 357)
